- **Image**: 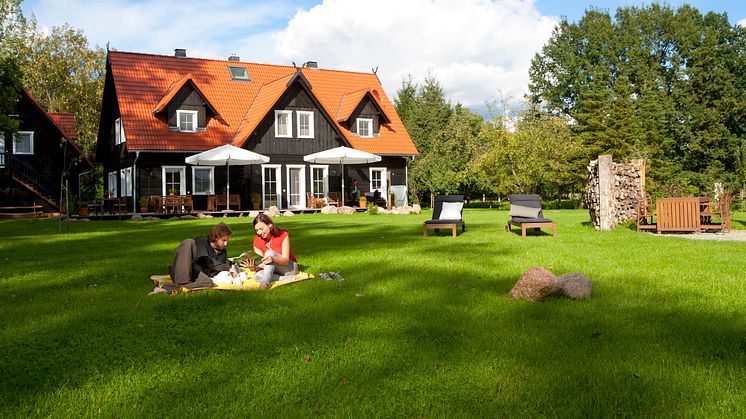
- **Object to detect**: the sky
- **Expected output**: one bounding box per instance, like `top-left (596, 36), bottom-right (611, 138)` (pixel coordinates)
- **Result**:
top-left (21, 0), bottom-right (746, 113)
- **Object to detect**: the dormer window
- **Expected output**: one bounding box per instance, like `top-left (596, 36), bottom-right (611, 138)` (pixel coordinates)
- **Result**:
top-left (228, 66), bottom-right (250, 81)
top-left (297, 111), bottom-right (314, 138)
top-left (275, 110), bottom-right (292, 138)
top-left (357, 118), bottom-right (373, 138)
top-left (177, 110), bottom-right (198, 132)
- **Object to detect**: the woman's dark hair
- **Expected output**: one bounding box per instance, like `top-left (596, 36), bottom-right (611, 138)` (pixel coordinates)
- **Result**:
top-left (253, 213), bottom-right (282, 236)
top-left (207, 222), bottom-right (232, 242)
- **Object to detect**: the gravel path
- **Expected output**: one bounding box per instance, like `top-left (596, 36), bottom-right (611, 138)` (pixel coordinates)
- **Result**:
top-left (648, 230), bottom-right (746, 242)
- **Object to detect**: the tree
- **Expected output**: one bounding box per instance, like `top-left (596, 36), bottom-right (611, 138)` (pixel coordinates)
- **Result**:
top-left (0, 0), bottom-right (24, 135)
top-left (529, 4), bottom-right (746, 195)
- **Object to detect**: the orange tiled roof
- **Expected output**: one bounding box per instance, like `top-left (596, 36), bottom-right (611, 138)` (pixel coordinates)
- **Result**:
top-left (48, 112), bottom-right (78, 141)
top-left (108, 51), bottom-right (417, 155)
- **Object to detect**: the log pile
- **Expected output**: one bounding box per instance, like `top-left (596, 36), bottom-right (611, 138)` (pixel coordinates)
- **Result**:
top-left (586, 156), bottom-right (645, 230)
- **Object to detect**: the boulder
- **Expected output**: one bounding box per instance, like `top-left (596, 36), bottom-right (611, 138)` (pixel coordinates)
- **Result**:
top-left (181, 214), bottom-right (197, 220)
top-left (509, 266), bottom-right (560, 302)
top-left (248, 211), bottom-right (260, 218)
top-left (145, 216), bottom-right (160, 221)
top-left (337, 206), bottom-right (355, 215)
top-left (196, 212), bottom-right (210, 218)
top-left (378, 208), bottom-right (390, 214)
top-left (264, 206), bottom-right (281, 217)
top-left (130, 214), bottom-right (143, 221)
top-left (412, 204), bottom-right (422, 214)
top-left (170, 216), bottom-right (181, 220)
top-left (557, 272), bottom-right (592, 299)
top-left (320, 205), bottom-right (338, 214)
top-left (282, 210), bottom-right (295, 217)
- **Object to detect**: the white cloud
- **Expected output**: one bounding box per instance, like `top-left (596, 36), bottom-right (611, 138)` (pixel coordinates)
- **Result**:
top-left (739, 18), bottom-right (746, 27)
top-left (274, 0), bottom-right (558, 109)
top-left (25, 0), bottom-right (292, 60)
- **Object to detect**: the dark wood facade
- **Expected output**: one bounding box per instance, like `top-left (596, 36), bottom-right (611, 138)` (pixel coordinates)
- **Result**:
top-left (0, 90), bottom-right (90, 213)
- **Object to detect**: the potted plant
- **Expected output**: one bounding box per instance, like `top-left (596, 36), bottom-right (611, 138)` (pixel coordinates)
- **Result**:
top-left (251, 192), bottom-right (261, 210)
top-left (359, 195), bottom-right (367, 209)
top-left (167, 188), bottom-right (178, 196)
top-left (139, 196), bottom-right (149, 213)
top-left (78, 198), bottom-right (89, 217)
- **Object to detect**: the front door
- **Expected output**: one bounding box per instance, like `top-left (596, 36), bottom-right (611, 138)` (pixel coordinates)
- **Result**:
top-left (286, 165), bottom-right (305, 209)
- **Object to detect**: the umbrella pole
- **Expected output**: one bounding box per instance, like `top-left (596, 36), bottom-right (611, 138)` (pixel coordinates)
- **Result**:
top-left (226, 160), bottom-right (230, 211)
top-left (341, 162), bottom-right (345, 206)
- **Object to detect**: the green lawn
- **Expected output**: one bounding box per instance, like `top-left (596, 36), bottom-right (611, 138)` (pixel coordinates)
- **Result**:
top-left (1, 209), bottom-right (744, 417)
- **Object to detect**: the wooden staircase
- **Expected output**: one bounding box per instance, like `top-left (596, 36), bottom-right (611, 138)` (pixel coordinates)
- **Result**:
top-left (7, 157), bottom-right (59, 210)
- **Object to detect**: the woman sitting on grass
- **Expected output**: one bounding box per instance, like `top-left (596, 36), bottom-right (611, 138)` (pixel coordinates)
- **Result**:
top-left (242, 213), bottom-right (298, 289)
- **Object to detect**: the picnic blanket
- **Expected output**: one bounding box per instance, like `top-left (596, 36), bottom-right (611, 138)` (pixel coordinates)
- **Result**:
top-left (150, 271), bottom-right (315, 294)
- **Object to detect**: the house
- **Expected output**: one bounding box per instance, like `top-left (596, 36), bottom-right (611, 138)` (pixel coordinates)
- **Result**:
top-left (0, 88), bottom-right (91, 215)
top-left (96, 49), bottom-right (418, 211)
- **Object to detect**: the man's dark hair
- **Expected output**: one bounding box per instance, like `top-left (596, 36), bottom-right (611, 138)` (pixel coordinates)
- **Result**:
top-left (207, 222), bottom-right (232, 242)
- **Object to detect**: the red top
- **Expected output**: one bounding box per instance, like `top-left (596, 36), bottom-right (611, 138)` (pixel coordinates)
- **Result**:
top-left (253, 230), bottom-right (296, 262)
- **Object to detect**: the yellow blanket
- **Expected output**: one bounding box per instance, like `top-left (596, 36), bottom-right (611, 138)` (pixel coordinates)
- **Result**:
top-left (150, 271), bottom-right (315, 293)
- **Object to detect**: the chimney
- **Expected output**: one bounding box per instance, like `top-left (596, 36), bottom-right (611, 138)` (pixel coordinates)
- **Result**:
top-left (304, 61), bottom-right (318, 69)
top-left (174, 48), bottom-right (187, 58)
top-left (228, 53), bottom-right (240, 62)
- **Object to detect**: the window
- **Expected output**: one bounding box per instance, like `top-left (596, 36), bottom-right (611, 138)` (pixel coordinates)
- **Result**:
top-left (13, 131), bottom-right (34, 155)
top-left (192, 166), bottom-right (214, 195)
top-left (108, 171), bottom-right (118, 197)
top-left (297, 111), bottom-right (314, 138)
top-left (114, 118), bottom-right (126, 145)
top-left (274, 110), bottom-right (292, 138)
top-left (369, 167), bottom-right (387, 196)
top-left (177, 110), bottom-right (198, 132)
top-left (357, 118), bottom-right (373, 138)
top-left (120, 167), bottom-right (132, 197)
top-left (0, 134), bottom-right (5, 167)
top-left (228, 66), bottom-right (250, 81)
top-left (162, 166), bottom-right (186, 195)
top-left (311, 165), bottom-right (328, 199)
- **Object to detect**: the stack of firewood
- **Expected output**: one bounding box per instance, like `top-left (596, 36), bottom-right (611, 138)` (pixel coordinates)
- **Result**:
top-left (586, 157), bottom-right (645, 229)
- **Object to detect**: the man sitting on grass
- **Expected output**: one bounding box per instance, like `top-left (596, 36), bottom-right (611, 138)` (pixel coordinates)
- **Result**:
top-left (151, 222), bottom-right (237, 294)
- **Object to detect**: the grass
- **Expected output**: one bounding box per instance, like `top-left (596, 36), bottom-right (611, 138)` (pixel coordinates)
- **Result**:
top-left (1, 209), bottom-right (745, 417)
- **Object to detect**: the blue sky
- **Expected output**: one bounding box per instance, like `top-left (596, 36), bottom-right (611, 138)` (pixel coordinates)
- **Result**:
top-left (21, 0), bottom-right (746, 111)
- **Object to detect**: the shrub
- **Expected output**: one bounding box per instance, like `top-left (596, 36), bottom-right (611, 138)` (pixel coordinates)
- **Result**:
top-left (367, 202), bottom-right (379, 215)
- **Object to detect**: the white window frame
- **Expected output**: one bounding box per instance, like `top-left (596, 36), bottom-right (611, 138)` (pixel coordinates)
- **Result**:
top-left (296, 111), bottom-right (314, 139)
top-left (357, 118), bottom-right (373, 138)
top-left (0, 133), bottom-right (5, 167)
top-left (369, 167), bottom-right (387, 196)
top-left (176, 110), bottom-right (198, 132)
top-left (191, 166), bottom-right (214, 195)
top-left (310, 165), bottom-right (329, 200)
top-left (274, 110), bottom-right (293, 138)
top-left (285, 164), bottom-right (306, 209)
top-left (261, 164), bottom-right (283, 208)
top-left (13, 131), bottom-right (34, 155)
top-left (114, 118), bottom-right (126, 145)
top-left (120, 167), bottom-right (133, 197)
top-left (228, 65), bottom-right (250, 81)
top-left (162, 166), bottom-right (186, 196)
top-left (108, 170), bottom-right (119, 198)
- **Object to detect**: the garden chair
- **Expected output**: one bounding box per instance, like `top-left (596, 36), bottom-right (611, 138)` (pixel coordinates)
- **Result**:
top-left (636, 193), bottom-right (656, 231)
top-left (505, 194), bottom-right (556, 237)
top-left (423, 195), bottom-right (467, 237)
top-left (326, 192), bottom-right (340, 206)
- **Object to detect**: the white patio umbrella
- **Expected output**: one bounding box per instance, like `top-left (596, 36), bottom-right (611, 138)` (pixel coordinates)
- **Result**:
top-left (185, 144), bottom-right (270, 209)
top-left (303, 146), bottom-right (381, 203)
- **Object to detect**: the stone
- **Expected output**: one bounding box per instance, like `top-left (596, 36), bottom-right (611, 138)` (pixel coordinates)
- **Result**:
top-left (557, 272), bottom-right (592, 299)
top-left (509, 266), bottom-right (560, 302)
top-left (248, 211), bottom-right (259, 218)
top-left (130, 214), bottom-right (143, 221)
top-left (412, 204), bottom-right (421, 214)
top-left (78, 218), bottom-right (90, 222)
top-left (238, 212), bottom-right (244, 218)
top-left (282, 210), bottom-right (295, 217)
top-left (264, 206), bottom-right (281, 217)
top-left (337, 206), bottom-right (355, 215)
top-left (378, 208), bottom-right (390, 214)
top-left (170, 216), bottom-right (181, 220)
top-left (145, 216), bottom-right (160, 221)
top-left (181, 215), bottom-right (196, 220)
top-left (196, 212), bottom-right (209, 218)
top-left (320, 205), bottom-right (338, 214)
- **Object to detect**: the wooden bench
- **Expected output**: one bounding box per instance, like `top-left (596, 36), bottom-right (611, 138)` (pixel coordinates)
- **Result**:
top-left (656, 197), bottom-right (700, 233)
top-left (0, 204), bottom-right (43, 219)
